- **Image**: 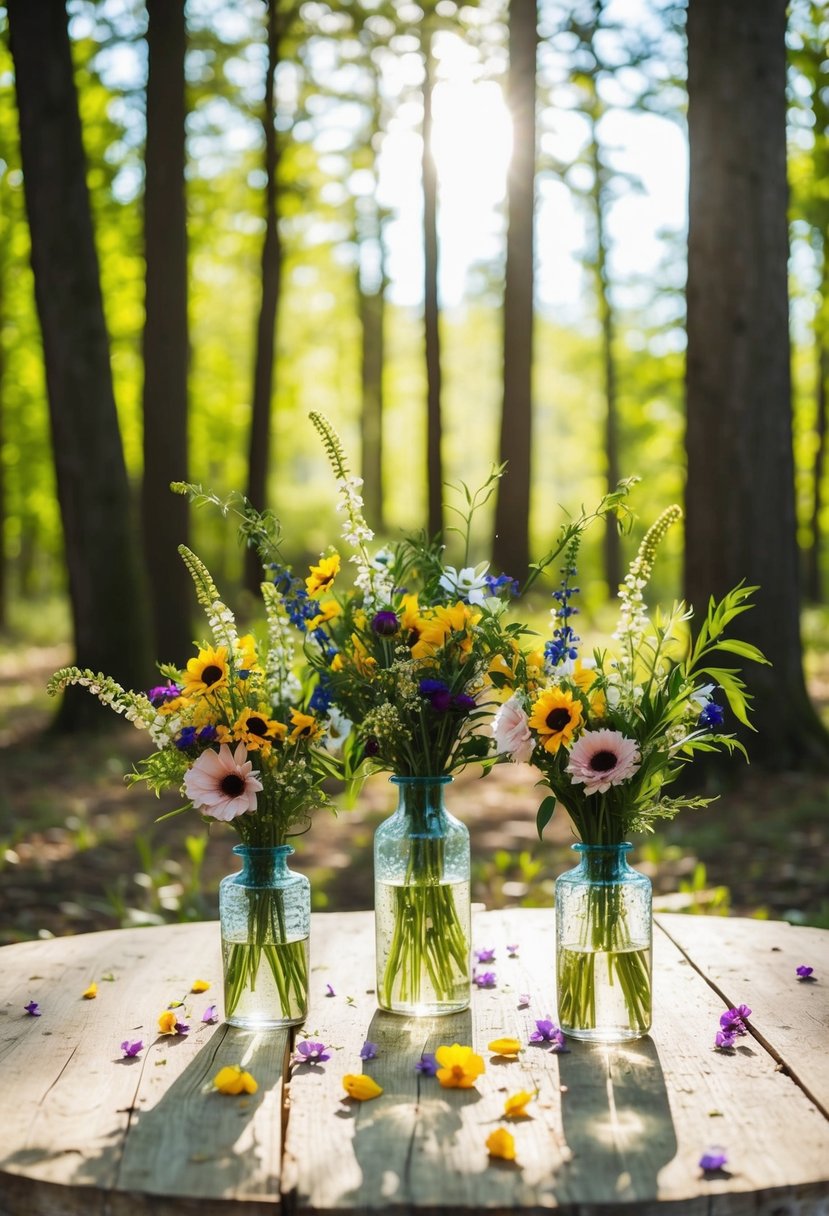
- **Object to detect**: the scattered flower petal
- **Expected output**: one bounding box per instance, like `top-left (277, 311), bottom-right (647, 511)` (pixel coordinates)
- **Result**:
top-left (24, 1001), bottom-right (41, 1017)
top-left (699, 1147), bottom-right (728, 1171)
top-left (82, 982), bottom-right (98, 1000)
top-left (360, 1041), bottom-right (378, 1061)
top-left (504, 1089), bottom-right (535, 1118)
top-left (435, 1043), bottom-right (485, 1089)
top-left (201, 1004), bottom-right (218, 1023)
top-left (796, 965), bottom-right (815, 980)
top-left (715, 1029), bottom-right (737, 1050)
top-left (158, 1009), bottom-right (190, 1036)
top-left (295, 1040), bottom-right (331, 1064)
top-left (488, 1037), bottom-right (521, 1057)
top-left (325, 983), bottom-right (336, 997)
top-left (529, 1018), bottom-right (568, 1052)
top-left (214, 1065), bottom-right (258, 1095)
top-left (121, 1040), bottom-right (143, 1058)
top-left (486, 1127), bottom-right (517, 1161)
top-left (475, 947), bottom-right (496, 963)
top-left (191, 979), bottom-right (211, 993)
top-left (719, 1005), bottom-right (751, 1037)
top-left (343, 1074), bottom-right (383, 1101)
top-left (506, 944), bottom-right (519, 956)
top-left (473, 971), bottom-right (497, 989)
top-left (414, 1053), bottom-right (439, 1076)
top-left (517, 993), bottom-right (531, 1008)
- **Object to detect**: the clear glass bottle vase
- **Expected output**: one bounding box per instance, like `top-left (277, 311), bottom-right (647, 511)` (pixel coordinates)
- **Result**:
top-left (374, 775), bottom-right (471, 1016)
top-left (555, 842), bottom-right (652, 1042)
top-left (219, 844), bottom-right (310, 1030)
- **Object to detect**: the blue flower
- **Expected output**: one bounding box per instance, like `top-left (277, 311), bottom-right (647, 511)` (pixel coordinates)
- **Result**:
top-left (309, 681), bottom-right (333, 714)
top-left (484, 573), bottom-right (519, 598)
top-left (175, 726), bottom-right (198, 750)
top-left (698, 702), bottom-right (725, 729)
top-left (197, 725), bottom-right (217, 743)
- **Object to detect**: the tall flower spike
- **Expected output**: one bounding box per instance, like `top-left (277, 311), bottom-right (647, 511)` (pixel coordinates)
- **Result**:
top-left (261, 581), bottom-right (300, 704)
top-left (178, 545), bottom-right (239, 653)
top-left (614, 505), bottom-right (682, 679)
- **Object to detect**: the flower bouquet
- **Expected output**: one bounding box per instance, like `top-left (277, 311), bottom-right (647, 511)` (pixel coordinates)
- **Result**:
top-left (493, 505), bottom-right (768, 1040)
top-left (49, 524), bottom-right (339, 1029)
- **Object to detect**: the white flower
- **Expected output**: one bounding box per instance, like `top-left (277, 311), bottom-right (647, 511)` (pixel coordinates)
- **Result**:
top-left (439, 562), bottom-right (490, 605)
top-left (689, 683), bottom-right (716, 708)
top-left (321, 707), bottom-right (353, 755)
top-left (492, 695), bottom-right (534, 764)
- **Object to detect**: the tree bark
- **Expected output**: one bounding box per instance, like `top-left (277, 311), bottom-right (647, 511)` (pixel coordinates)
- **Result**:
top-left (422, 26), bottom-right (443, 540)
top-left (8, 0), bottom-right (151, 730)
top-left (0, 210), bottom-right (6, 632)
top-left (806, 340), bottom-right (828, 603)
top-left (493, 0), bottom-right (537, 584)
top-left (358, 67), bottom-right (386, 533)
top-left (142, 0), bottom-right (192, 659)
top-left (245, 0), bottom-right (283, 594)
top-left (684, 0), bottom-right (829, 768)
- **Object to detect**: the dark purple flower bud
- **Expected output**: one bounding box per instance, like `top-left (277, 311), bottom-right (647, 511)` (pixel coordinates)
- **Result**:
top-left (451, 693), bottom-right (477, 712)
top-left (197, 725), bottom-right (217, 743)
top-left (414, 1052), bottom-right (439, 1075)
top-left (364, 737), bottom-right (380, 758)
top-left (371, 610), bottom-right (399, 636)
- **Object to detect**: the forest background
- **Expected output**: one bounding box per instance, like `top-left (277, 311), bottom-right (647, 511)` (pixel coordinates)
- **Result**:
top-left (1, 0), bottom-right (828, 944)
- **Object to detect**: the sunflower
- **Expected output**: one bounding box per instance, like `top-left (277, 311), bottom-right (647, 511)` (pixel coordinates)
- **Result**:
top-left (411, 602), bottom-right (480, 661)
top-left (307, 599), bottom-right (342, 631)
top-left (289, 708), bottom-right (322, 743)
top-left (182, 645), bottom-right (229, 697)
top-left (527, 687), bottom-right (583, 754)
top-left (231, 707), bottom-right (287, 752)
top-left (305, 553), bottom-right (340, 597)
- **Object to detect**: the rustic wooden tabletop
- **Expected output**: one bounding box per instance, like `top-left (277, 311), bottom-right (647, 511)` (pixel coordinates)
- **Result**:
top-left (0, 909), bottom-right (827, 1216)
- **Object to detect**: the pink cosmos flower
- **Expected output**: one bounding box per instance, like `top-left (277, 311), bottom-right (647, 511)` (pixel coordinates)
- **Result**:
top-left (565, 729), bottom-right (640, 795)
top-left (183, 743), bottom-right (263, 821)
top-left (492, 696), bottom-right (534, 764)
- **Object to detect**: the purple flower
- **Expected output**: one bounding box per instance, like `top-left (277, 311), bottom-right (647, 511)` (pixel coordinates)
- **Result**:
top-left (147, 683), bottom-right (181, 706)
top-left (197, 724), bottom-right (217, 743)
top-left (796, 965), bottom-right (814, 980)
top-left (719, 1005), bottom-right (751, 1034)
top-left (121, 1039), bottom-right (143, 1058)
top-left (485, 573), bottom-right (519, 598)
top-left (415, 1052), bottom-right (439, 1075)
top-left (325, 983), bottom-right (336, 997)
top-left (529, 1019), bottom-right (568, 1051)
top-left (295, 1040), bottom-right (331, 1064)
top-left (715, 1029), bottom-right (737, 1050)
top-left (420, 678), bottom-right (452, 712)
top-left (473, 971), bottom-right (497, 989)
top-left (451, 693), bottom-right (477, 712)
top-left (517, 993), bottom-right (530, 1008)
top-left (363, 737), bottom-right (380, 758)
top-left (175, 725), bottom-right (198, 750)
top-left (201, 1004), bottom-right (218, 1023)
top-left (475, 947), bottom-right (496, 963)
top-left (506, 944), bottom-right (519, 956)
top-left (699, 1147), bottom-right (728, 1172)
top-left (360, 1041), bottom-right (378, 1061)
top-left (371, 610), bottom-right (399, 636)
top-left (24, 1001), bottom-right (41, 1017)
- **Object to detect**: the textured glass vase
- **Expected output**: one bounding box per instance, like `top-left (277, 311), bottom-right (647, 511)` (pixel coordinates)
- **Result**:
top-left (555, 842), bottom-right (652, 1042)
top-left (374, 775), bottom-right (471, 1016)
top-left (219, 844), bottom-right (310, 1030)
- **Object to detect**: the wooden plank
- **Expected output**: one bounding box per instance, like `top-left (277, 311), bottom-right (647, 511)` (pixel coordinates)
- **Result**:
top-left (0, 922), bottom-right (285, 1214)
top-left (657, 913), bottom-right (829, 1116)
top-left (283, 909), bottom-right (829, 1216)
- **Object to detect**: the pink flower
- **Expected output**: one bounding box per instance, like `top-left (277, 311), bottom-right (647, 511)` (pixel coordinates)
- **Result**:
top-left (492, 696), bottom-right (533, 764)
top-left (183, 743), bottom-right (263, 821)
top-left (565, 729), bottom-right (640, 795)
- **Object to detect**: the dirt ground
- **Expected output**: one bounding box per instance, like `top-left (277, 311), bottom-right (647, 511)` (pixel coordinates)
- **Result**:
top-left (1, 643), bottom-right (828, 944)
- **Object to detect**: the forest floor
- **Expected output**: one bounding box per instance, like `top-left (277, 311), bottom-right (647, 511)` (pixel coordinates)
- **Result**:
top-left (1, 636), bottom-right (829, 946)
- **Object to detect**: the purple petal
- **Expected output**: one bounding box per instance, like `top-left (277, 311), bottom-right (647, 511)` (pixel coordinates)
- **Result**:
top-left (506, 944), bottom-right (519, 956)
top-left (325, 983), bottom-right (336, 997)
top-left (414, 1052), bottom-right (439, 1075)
top-left (360, 1041), bottom-right (378, 1061)
top-left (175, 1020), bottom-right (190, 1035)
top-left (296, 1040), bottom-right (330, 1063)
top-left (796, 965), bottom-right (814, 979)
top-left (121, 1039), bottom-right (143, 1057)
top-left (24, 1001), bottom-right (41, 1017)
top-left (474, 947), bottom-right (496, 963)
top-left (699, 1148), bottom-right (728, 1171)
top-left (473, 970), bottom-right (497, 989)
top-left (517, 993), bottom-right (531, 1008)
top-left (715, 1029), bottom-right (737, 1050)
top-left (201, 1004), bottom-right (218, 1023)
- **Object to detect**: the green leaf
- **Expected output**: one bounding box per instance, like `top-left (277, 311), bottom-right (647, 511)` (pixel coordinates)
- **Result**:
top-left (712, 639), bottom-right (770, 664)
top-left (536, 795), bottom-right (557, 839)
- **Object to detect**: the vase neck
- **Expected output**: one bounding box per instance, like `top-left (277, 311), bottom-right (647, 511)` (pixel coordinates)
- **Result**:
top-left (573, 842), bottom-right (633, 883)
top-left (233, 844), bottom-right (294, 886)
top-left (392, 775), bottom-right (451, 833)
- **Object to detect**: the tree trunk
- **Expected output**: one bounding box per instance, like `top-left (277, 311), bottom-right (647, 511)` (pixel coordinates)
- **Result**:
top-left (684, 0), bottom-right (829, 768)
top-left (142, 0), bottom-right (191, 660)
top-left (493, 0), bottom-right (537, 584)
top-left (422, 27), bottom-right (443, 540)
top-left (358, 69), bottom-right (386, 533)
top-left (0, 219), bottom-right (6, 632)
top-left (245, 0), bottom-right (283, 594)
top-left (806, 340), bottom-right (828, 603)
top-left (8, 0), bottom-right (151, 730)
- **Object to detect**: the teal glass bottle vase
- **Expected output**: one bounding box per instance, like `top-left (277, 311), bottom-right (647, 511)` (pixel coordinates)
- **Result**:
top-left (555, 842), bottom-right (652, 1042)
top-left (219, 844), bottom-right (310, 1029)
top-left (374, 775), bottom-right (471, 1016)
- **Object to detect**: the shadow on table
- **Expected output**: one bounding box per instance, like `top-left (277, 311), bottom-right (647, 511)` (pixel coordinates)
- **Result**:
top-left (554, 1035), bottom-right (677, 1206)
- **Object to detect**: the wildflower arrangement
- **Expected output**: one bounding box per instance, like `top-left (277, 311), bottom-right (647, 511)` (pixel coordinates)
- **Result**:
top-left (48, 519), bottom-right (339, 1024)
top-left (493, 504), bottom-right (768, 1036)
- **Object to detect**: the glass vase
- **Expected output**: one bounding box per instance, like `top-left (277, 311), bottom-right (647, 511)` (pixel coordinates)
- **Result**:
top-left (555, 842), bottom-right (652, 1042)
top-left (219, 844), bottom-right (310, 1030)
top-left (374, 775), bottom-right (471, 1016)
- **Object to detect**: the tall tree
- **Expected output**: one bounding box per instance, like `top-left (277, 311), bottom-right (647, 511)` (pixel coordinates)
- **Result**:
top-left (142, 0), bottom-right (192, 659)
top-left (421, 10), bottom-right (443, 540)
top-left (7, 0), bottom-right (150, 728)
top-left (493, 0), bottom-right (537, 583)
top-left (245, 0), bottom-right (284, 594)
top-left (684, 0), bottom-right (829, 767)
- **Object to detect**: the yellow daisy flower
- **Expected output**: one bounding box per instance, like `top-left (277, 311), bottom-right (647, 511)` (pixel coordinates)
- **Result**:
top-left (214, 1065), bottom-right (258, 1095)
top-left (289, 709), bottom-right (321, 743)
top-left (528, 688), bottom-right (583, 754)
top-left (400, 593), bottom-right (427, 648)
top-left (232, 707), bottom-right (286, 752)
top-left (412, 602), bottom-right (479, 660)
top-left (306, 553), bottom-right (340, 597)
top-left (182, 645), bottom-right (229, 697)
top-left (342, 1074), bottom-right (383, 1101)
top-left (306, 600), bottom-right (342, 631)
top-left (435, 1043), bottom-right (485, 1089)
top-left (486, 1127), bottom-right (517, 1161)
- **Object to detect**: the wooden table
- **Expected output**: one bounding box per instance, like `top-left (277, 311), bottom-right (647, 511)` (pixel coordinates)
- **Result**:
top-left (0, 910), bottom-right (827, 1216)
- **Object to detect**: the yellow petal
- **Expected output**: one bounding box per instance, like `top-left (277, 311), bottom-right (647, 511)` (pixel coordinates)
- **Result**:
top-left (214, 1066), bottom-right (245, 1095)
top-left (342, 1074), bottom-right (383, 1101)
top-left (240, 1070), bottom-right (258, 1094)
top-left (504, 1089), bottom-right (535, 1117)
top-left (191, 979), bottom-right (211, 993)
top-left (158, 1009), bottom-right (178, 1035)
top-left (488, 1037), bottom-right (521, 1056)
top-left (82, 982), bottom-right (97, 999)
top-left (486, 1127), bottom-right (517, 1161)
